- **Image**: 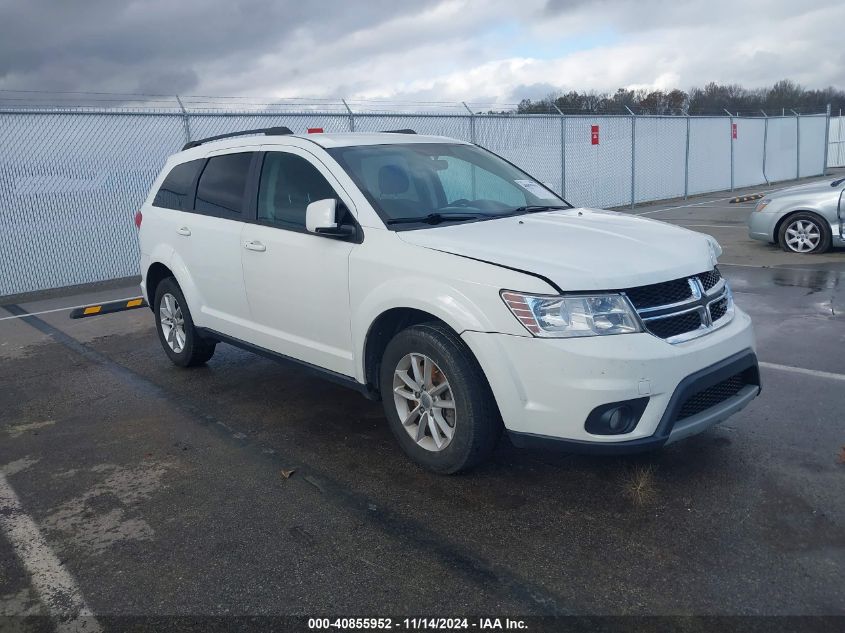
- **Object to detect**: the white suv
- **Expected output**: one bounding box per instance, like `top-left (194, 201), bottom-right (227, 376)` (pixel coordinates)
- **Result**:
top-left (137, 127), bottom-right (760, 473)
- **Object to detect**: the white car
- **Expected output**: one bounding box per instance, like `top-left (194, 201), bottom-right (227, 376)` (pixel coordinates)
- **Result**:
top-left (136, 127), bottom-right (760, 473)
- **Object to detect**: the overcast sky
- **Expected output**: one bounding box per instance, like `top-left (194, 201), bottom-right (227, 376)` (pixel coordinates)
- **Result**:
top-left (1, 0), bottom-right (843, 104)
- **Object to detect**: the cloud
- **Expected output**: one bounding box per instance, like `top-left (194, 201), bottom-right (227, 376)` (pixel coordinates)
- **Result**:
top-left (0, 0), bottom-right (841, 105)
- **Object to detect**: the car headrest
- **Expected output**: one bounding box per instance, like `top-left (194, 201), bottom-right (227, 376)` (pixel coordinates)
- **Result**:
top-left (378, 164), bottom-right (410, 195)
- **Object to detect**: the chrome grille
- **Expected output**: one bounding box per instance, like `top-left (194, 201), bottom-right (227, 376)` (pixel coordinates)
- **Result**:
top-left (623, 268), bottom-right (733, 344)
top-left (697, 267), bottom-right (722, 291)
top-left (624, 278), bottom-right (694, 309)
top-left (709, 296), bottom-right (729, 322)
top-left (646, 310), bottom-right (704, 339)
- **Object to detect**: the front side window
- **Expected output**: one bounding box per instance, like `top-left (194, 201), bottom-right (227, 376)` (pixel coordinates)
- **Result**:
top-left (257, 152), bottom-right (338, 230)
top-left (152, 159), bottom-right (204, 210)
top-left (327, 143), bottom-right (569, 229)
top-left (194, 152), bottom-right (254, 216)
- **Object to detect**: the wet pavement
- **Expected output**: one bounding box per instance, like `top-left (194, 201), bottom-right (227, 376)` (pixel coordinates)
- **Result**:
top-left (0, 174), bottom-right (844, 629)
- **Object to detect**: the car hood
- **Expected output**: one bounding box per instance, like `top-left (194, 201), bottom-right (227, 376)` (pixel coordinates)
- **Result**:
top-left (768, 179), bottom-right (842, 199)
top-left (397, 208), bottom-right (717, 291)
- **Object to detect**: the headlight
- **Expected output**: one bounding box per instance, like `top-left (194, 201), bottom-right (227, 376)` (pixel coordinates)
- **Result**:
top-left (706, 236), bottom-right (722, 261)
top-left (501, 291), bottom-right (642, 338)
top-left (754, 198), bottom-right (771, 212)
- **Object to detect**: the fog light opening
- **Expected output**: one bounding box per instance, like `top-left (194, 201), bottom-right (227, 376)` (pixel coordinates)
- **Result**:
top-left (584, 397), bottom-right (649, 436)
top-left (607, 406), bottom-right (630, 432)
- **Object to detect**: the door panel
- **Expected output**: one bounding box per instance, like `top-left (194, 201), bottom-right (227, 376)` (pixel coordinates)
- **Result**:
top-left (173, 149), bottom-right (257, 340)
top-left (240, 147), bottom-right (357, 376)
top-left (175, 213), bottom-right (253, 338)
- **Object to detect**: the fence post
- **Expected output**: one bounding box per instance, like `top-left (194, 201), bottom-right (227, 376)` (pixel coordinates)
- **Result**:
top-left (462, 102), bottom-right (477, 198)
top-left (552, 104), bottom-right (566, 198)
top-left (175, 95), bottom-right (191, 144)
top-left (684, 114), bottom-right (690, 199)
top-left (761, 110), bottom-right (769, 185)
top-left (462, 101), bottom-right (475, 144)
top-left (626, 106), bottom-right (636, 208)
top-left (724, 109), bottom-right (734, 191)
top-left (342, 99), bottom-right (355, 132)
top-left (823, 104), bottom-right (831, 176)
top-left (792, 109), bottom-right (800, 179)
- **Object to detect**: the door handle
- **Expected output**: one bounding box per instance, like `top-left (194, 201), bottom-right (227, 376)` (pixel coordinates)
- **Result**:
top-left (244, 240), bottom-right (266, 252)
top-left (176, 226), bottom-right (191, 236)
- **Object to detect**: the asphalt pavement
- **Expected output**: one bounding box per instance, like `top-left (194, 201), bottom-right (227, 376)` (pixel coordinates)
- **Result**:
top-left (0, 173), bottom-right (843, 631)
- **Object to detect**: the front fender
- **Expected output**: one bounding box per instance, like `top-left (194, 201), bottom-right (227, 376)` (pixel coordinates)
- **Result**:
top-left (352, 278), bottom-right (509, 384)
top-left (771, 204), bottom-right (837, 240)
top-left (349, 233), bottom-right (553, 384)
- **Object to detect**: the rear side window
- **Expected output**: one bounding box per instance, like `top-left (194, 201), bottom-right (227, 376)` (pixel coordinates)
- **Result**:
top-left (194, 152), bottom-right (254, 216)
top-left (152, 159), bottom-right (203, 210)
top-left (257, 152), bottom-right (338, 230)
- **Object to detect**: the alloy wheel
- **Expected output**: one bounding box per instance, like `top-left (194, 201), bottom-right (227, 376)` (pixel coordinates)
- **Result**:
top-left (159, 292), bottom-right (186, 353)
top-left (392, 353), bottom-right (457, 452)
top-left (784, 219), bottom-right (821, 253)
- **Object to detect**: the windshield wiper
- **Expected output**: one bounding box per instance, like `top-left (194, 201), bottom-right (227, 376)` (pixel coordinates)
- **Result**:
top-left (386, 213), bottom-right (481, 225)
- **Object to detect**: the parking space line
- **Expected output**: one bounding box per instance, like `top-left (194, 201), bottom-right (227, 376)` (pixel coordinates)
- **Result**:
top-left (0, 296), bottom-right (141, 321)
top-left (0, 472), bottom-right (102, 632)
top-left (759, 361), bottom-right (845, 382)
top-left (633, 198), bottom-right (732, 216)
top-left (631, 180), bottom-right (821, 217)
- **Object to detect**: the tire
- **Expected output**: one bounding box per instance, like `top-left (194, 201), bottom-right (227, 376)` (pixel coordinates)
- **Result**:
top-left (154, 277), bottom-right (216, 367)
top-left (379, 322), bottom-right (502, 474)
top-left (778, 212), bottom-right (831, 254)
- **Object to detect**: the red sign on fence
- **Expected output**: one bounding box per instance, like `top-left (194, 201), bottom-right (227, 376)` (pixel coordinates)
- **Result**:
top-left (731, 123), bottom-right (737, 139)
top-left (591, 125), bottom-right (599, 145)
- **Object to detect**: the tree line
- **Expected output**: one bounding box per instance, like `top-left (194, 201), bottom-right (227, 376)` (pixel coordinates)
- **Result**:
top-left (514, 80), bottom-right (845, 116)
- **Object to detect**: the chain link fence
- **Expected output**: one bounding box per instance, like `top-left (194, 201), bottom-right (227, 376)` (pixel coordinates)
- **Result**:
top-left (0, 101), bottom-right (833, 297)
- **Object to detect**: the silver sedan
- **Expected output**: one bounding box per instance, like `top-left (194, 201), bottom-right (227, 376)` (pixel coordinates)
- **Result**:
top-left (747, 177), bottom-right (845, 254)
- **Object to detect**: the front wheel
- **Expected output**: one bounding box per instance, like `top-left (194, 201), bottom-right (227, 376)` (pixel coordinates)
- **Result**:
top-left (778, 212), bottom-right (831, 254)
top-left (154, 277), bottom-right (216, 367)
top-left (379, 322), bottom-right (502, 474)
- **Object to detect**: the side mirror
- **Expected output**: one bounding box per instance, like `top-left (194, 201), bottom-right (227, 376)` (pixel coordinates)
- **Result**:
top-left (305, 198), bottom-right (355, 239)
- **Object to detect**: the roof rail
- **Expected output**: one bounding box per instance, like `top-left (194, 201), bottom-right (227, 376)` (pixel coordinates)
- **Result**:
top-left (182, 126), bottom-right (293, 151)
top-left (382, 129), bottom-right (417, 134)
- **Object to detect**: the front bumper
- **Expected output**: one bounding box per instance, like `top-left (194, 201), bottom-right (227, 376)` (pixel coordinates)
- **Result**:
top-left (461, 306), bottom-right (759, 452)
top-left (746, 211), bottom-right (776, 242)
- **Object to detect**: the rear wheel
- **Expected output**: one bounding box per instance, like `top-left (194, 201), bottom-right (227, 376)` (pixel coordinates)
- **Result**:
top-left (154, 277), bottom-right (216, 367)
top-left (778, 212), bottom-right (831, 254)
top-left (379, 322), bottom-right (502, 474)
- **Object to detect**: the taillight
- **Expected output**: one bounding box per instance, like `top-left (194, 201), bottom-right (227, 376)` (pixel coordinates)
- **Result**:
top-left (307, 127), bottom-right (324, 133)
top-left (134, 210), bottom-right (143, 229)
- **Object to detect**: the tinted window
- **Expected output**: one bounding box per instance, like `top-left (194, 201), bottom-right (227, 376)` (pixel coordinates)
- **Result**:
top-left (152, 159), bottom-right (203, 210)
top-left (194, 152), bottom-right (253, 216)
top-left (257, 152), bottom-right (338, 230)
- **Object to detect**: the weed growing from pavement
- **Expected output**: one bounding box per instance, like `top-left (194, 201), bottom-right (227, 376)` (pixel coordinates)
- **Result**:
top-left (625, 464), bottom-right (657, 506)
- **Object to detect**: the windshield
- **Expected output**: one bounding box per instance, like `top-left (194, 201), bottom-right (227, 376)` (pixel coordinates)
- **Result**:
top-left (326, 143), bottom-right (571, 229)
